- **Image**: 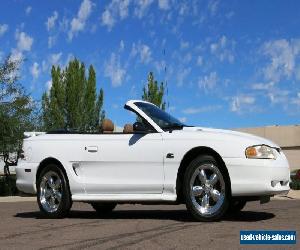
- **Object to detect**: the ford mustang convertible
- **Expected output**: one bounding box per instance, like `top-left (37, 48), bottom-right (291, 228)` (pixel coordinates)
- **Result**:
top-left (16, 100), bottom-right (290, 221)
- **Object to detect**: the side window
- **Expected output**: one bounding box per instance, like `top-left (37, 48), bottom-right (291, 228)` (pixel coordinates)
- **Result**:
top-left (126, 108), bottom-right (156, 133)
top-left (138, 117), bottom-right (156, 133)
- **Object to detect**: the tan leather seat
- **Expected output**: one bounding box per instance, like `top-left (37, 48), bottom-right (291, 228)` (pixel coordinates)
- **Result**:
top-left (123, 124), bottom-right (133, 133)
top-left (102, 119), bottom-right (114, 133)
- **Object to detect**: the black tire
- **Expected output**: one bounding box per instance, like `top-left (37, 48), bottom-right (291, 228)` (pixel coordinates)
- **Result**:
top-left (37, 164), bottom-right (72, 218)
top-left (228, 200), bottom-right (247, 214)
top-left (183, 155), bottom-right (230, 222)
top-left (91, 203), bottom-right (117, 214)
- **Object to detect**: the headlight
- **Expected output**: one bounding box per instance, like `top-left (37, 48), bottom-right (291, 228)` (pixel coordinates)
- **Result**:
top-left (245, 145), bottom-right (277, 159)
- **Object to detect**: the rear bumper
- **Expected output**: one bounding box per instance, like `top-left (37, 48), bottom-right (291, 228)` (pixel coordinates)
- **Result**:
top-left (15, 161), bottom-right (38, 194)
top-left (225, 155), bottom-right (290, 197)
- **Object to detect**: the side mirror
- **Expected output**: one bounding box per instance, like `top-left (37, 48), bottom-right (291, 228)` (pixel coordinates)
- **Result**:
top-left (133, 122), bottom-right (147, 133)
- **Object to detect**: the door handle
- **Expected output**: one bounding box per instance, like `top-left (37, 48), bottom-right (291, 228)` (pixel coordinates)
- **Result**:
top-left (85, 146), bottom-right (98, 153)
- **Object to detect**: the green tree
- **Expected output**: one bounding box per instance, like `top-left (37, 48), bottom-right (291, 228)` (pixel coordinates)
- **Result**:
top-left (41, 58), bottom-right (104, 132)
top-left (50, 66), bottom-right (65, 129)
top-left (95, 88), bottom-right (105, 129)
top-left (65, 59), bottom-right (85, 129)
top-left (0, 56), bottom-right (34, 178)
top-left (142, 72), bottom-right (166, 110)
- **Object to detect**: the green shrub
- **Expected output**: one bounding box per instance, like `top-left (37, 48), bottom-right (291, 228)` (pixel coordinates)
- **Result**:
top-left (0, 175), bottom-right (20, 196)
top-left (290, 179), bottom-right (300, 190)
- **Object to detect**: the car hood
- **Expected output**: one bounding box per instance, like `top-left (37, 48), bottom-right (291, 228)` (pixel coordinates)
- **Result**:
top-left (181, 126), bottom-right (279, 148)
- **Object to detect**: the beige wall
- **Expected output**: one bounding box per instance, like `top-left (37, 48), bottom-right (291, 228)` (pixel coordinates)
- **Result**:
top-left (282, 149), bottom-right (300, 171)
top-left (235, 125), bottom-right (300, 171)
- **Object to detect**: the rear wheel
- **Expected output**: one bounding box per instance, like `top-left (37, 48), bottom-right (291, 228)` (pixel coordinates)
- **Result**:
top-left (37, 164), bottom-right (72, 218)
top-left (184, 155), bottom-right (230, 222)
top-left (91, 203), bottom-right (117, 215)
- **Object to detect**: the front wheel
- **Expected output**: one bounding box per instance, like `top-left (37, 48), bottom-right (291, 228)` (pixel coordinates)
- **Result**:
top-left (184, 155), bottom-right (230, 222)
top-left (37, 164), bottom-right (72, 218)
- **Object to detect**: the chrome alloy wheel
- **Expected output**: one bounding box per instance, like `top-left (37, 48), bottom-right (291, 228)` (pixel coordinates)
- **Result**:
top-left (39, 171), bottom-right (62, 213)
top-left (190, 164), bottom-right (225, 216)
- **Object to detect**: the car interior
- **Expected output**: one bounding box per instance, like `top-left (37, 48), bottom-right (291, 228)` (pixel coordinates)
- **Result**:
top-left (101, 118), bottom-right (134, 134)
top-left (100, 117), bottom-right (156, 134)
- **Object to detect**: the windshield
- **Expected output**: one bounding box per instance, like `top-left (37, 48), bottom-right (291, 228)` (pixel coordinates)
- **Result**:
top-left (134, 102), bottom-right (186, 131)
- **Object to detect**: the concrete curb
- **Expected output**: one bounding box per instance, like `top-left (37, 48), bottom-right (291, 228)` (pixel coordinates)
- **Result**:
top-left (272, 189), bottom-right (300, 200)
top-left (0, 196), bottom-right (36, 202)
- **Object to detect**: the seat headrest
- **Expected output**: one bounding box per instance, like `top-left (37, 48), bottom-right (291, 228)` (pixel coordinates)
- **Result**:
top-left (123, 124), bottom-right (133, 133)
top-left (102, 119), bottom-right (114, 133)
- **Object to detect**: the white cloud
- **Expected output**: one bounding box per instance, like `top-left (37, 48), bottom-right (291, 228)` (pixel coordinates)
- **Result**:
top-left (41, 52), bottom-right (63, 73)
top-left (198, 72), bottom-right (218, 91)
top-left (101, 0), bottom-right (131, 31)
top-left (0, 24), bottom-right (8, 37)
top-left (153, 59), bottom-right (166, 74)
top-left (251, 82), bottom-right (275, 90)
top-left (46, 11), bottom-right (58, 31)
top-left (296, 67), bottom-right (300, 81)
top-left (101, 10), bottom-right (115, 31)
top-left (158, 0), bottom-right (170, 10)
top-left (250, 81), bottom-right (292, 107)
top-left (178, 2), bottom-right (188, 16)
top-left (183, 53), bottom-right (192, 64)
top-left (104, 53), bottom-right (126, 87)
top-left (9, 49), bottom-right (23, 62)
top-left (119, 0), bottom-right (131, 19)
top-left (197, 56), bottom-right (203, 66)
top-left (46, 80), bottom-right (52, 92)
top-left (230, 95), bottom-right (255, 113)
top-left (180, 40), bottom-right (189, 50)
top-left (30, 62), bottom-right (40, 79)
top-left (59, 16), bottom-right (69, 32)
top-left (130, 42), bottom-right (152, 64)
top-left (183, 105), bottom-right (221, 114)
top-left (208, 0), bottom-right (219, 16)
top-left (262, 39), bottom-right (300, 83)
top-left (267, 88), bottom-right (289, 105)
top-left (225, 11), bottom-right (234, 19)
top-left (177, 67), bottom-right (191, 86)
top-left (25, 6), bottom-right (32, 15)
top-left (292, 92), bottom-right (300, 106)
top-left (69, 0), bottom-right (93, 40)
top-left (15, 30), bottom-right (33, 51)
top-left (48, 36), bottom-right (56, 48)
top-left (119, 40), bottom-right (125, 51)
top-left (134, 0), bottom-right (153, 19)
top-left (50, 52), bottom-right (62, 65)
top-left (210, 35), bottom-right (235, 63)
top-left (63, 53), bottom-right (75, 68)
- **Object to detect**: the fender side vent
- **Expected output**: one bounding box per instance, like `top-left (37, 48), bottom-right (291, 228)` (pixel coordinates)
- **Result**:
top-left (72, 162), bottom-right (80, 176)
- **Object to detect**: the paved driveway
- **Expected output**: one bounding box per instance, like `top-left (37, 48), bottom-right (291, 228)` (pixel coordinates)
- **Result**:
top-left (0, 200), bottom-right (299, 249)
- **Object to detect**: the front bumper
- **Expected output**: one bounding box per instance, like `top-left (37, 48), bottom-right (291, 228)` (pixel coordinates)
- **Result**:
top-left (225, 154), bottom-right (290, 197)
top-left (15, 161), bottom-right (38, 194)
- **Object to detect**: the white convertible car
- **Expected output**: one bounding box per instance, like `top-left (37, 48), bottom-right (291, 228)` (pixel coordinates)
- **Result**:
top-left (16, 100), bottom-right (290, 221)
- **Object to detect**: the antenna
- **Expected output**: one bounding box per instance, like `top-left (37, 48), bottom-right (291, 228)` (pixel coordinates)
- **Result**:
top-left (163, 47), bottom-right (170, 110)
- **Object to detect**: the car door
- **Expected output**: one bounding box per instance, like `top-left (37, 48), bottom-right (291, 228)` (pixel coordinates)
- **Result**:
top-left (80, 132), bottom-right (164, 194)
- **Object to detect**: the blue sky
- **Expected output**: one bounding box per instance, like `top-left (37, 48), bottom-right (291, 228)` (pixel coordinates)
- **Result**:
top-left (1, 0), bottom-right (300, 129)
